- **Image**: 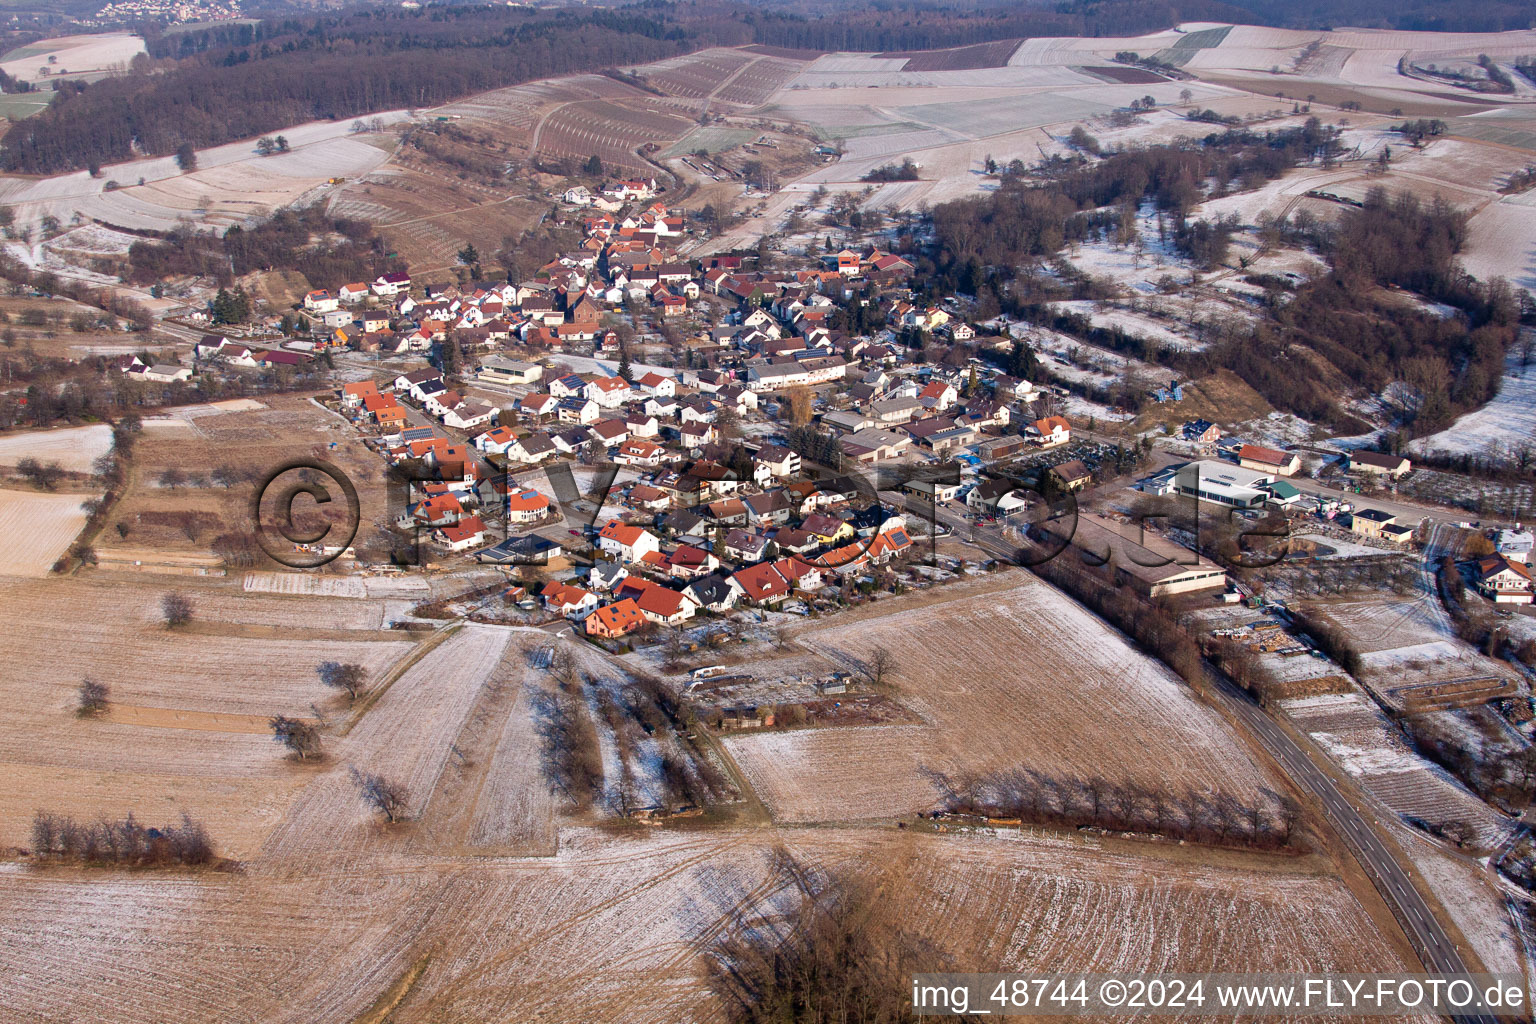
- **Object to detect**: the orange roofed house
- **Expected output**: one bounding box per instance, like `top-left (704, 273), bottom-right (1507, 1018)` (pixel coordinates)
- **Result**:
top-left (542, 581), bottom-right (599, 618)
top-left (1030, 416), bottom-right (1071, 448)
top-left (585, 598), bottom-right (647, 637)
top-left (597, 520), bottom-right (661, 562)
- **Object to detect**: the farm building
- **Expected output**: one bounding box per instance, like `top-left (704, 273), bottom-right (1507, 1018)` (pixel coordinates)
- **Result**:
top-left (478, 356), bottom-right (543, 386)
top-left (1237, 444), bottom-right (1300, 477)
top-left (1348, 451), bottom-right (1412, 479)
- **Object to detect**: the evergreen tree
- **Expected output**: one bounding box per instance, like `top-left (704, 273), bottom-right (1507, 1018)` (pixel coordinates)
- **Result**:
top-left (583, 154), bottom-right (603, 176)
top-left (616, 347), bottom-right (632, 382)
top-left (1008, 340), bottom-right (1038, 380)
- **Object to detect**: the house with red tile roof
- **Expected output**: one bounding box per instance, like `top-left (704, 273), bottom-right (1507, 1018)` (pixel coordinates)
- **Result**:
top-left (435, 515), bottom-right (488, 552)
top-left (585, 598), bottom-right (647, 637)
top-left (542, 582), bottom-right (599, 618)
top-left (597, 520), bottom-right (661, 562)
top-left (732, 562), bottom-right (791, 606)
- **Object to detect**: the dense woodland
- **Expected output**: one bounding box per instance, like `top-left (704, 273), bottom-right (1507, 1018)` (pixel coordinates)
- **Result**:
top-left (125, 207), bottom-right (403, 288)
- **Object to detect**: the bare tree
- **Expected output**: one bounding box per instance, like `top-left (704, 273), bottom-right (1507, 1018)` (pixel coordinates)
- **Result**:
top-left (861, 646), bottom-right (898, 688)
top-left (350, 766), bottom-right (409, 823)
top-left (161, 592), bottom-right (193, 627)
top-left (548, 646), bottom-right (578, 689)
top-left (660, 627), bottom-right (689, 666)
top-left (269, 715), bottom-right (323, 759)
top-left (76, 678), bottom-right (109, 716)
top-left (316, 661), bottom-right (367, 702)
top-left (16, 457), bottom-right (63, 490)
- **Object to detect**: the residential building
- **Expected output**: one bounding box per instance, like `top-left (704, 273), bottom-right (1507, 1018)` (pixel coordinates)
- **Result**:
top-left (1475, 555), bottom-right (1534, 603)
top-left (585, 598), bottom-right (647, 638)
top-left (505, 488), bottom-right (551, 524)
top-left (1349, 508), bottom-right (1397, 540)
top-left (1029, 416), bottom-right (1071, 448)
top-left (542, 582), bottom-right (599, 618)
top-left (435, 515), bottom-right (488, 553)
top-left (597, 520), bottom-right (662, 562)
top-left (1349, 451), bottom-right (1412, 479)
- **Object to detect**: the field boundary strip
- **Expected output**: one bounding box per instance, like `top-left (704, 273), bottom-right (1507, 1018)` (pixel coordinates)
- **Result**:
top-left (338, 622), bottom-right (464, 736)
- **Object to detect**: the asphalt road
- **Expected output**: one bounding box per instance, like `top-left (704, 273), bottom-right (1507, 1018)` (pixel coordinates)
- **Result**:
top-left (931, 504), bottom-right (1502, 1021)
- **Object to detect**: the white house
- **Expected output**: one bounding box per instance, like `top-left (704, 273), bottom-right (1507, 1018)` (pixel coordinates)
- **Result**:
top-left (372, 272), bottom-right (411, 297)
top-left (586, 376), bottom-right (632, 409)
top-left (636, 371), bottom-right (675, 398)
top-left (597, 520), bottom-right (662, 563)
top-left (444, 400), bottom-right (496, 430)
top-left (435, 515), bottom-right (488, 552)
top-left (473, 426), bottom-right (518, 455)
top-left (303, 290), bottom-right (339, 313)
top-left (143, 364), bottom-right (193, 383)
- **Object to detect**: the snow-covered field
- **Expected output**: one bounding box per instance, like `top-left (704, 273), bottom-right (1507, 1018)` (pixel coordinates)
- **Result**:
top-left (0, 112), bottom-right (412, 239)
top-left (0, 423), bottom-right (113, 474)
top-left (244, 571), bottom-right (435, 600)
top-left (1411, 349), bottom-right (1536, 458)
top-left (726, 575), bottom-right (1277, 823)
top-left (1284, 692), bottom-right (1513, 849)
top-left (0, 32), bottom-right (144, 84)
top-left (0, 488), bottom-right (93, 576)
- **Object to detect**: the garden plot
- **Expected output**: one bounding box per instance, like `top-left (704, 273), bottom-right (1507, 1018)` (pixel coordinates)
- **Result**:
top-left (714, 57), bottom-right (801, 106)
top-left (893, 92), bottom-right (1115, 140)
top-left (0, 828), bottom-right (785, 1024)
top-left (1412, 350), bottom-right (1536, 458)
top-left (261, 623), bottom-right (512, 860)
top-left (1283, 692), bottom-right (1510, 849)
top-left (466, 667), bottom-right (559, 852)
top-left (638, 48), bottom-right (756, 101)
top-left (1306, 594), bottom-right (1451, 656)
top-left (243, 571), bottom-right (435, 600)
top-left (725, 574), bottom-right (1277, 823)
top-left (0, 816), bottom-right (1416, 1024)
top-left (659, 126), bottom-right (755, 158)
top-left (0, 488), bottom-right (93, 576)
top-left (0, 572), bottom-right (420, 857)
top-left (534, 99), bottom-right (695, 176)
top-left (0, 423), bottom-right (113, 473)
top-left (1057, 305), bottom-right (1210, 352)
